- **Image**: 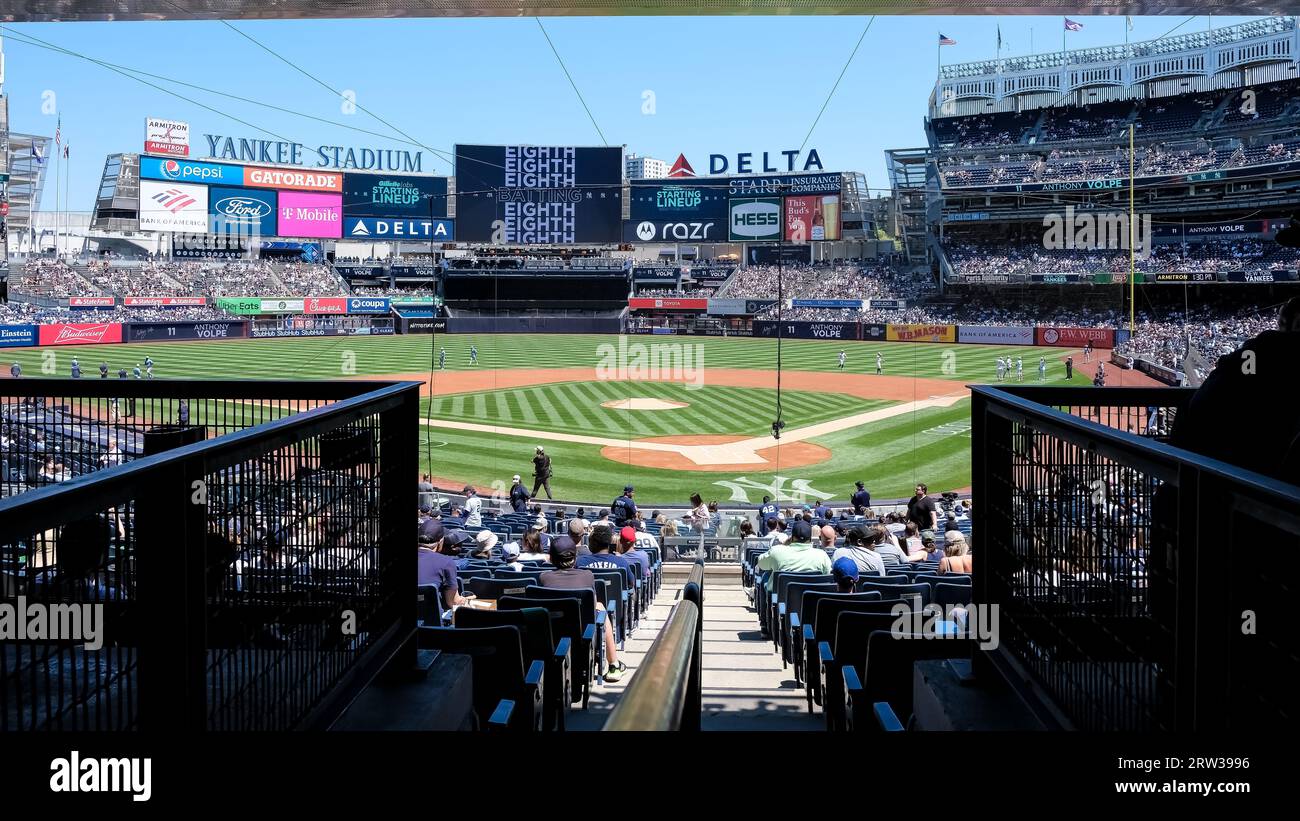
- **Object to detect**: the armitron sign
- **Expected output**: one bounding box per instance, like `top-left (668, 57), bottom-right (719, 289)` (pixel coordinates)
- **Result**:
top-left (144, 118), bottom-right (190, 158)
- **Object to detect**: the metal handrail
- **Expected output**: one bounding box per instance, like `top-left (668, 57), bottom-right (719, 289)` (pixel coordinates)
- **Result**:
top-left (970, 384), bottom-right (1300, 501)
top-left (0, 380), bottom-right (420, 540)
top-left (603, 600), bottom-right (699, 732)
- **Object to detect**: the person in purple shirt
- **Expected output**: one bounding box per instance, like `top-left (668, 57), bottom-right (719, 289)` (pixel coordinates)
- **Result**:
top-left (417, 520), bottom-right (467, 616)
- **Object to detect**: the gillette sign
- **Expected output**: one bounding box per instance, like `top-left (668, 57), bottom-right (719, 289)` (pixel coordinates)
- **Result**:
top-left (707, 149), bottom-right (823, 176)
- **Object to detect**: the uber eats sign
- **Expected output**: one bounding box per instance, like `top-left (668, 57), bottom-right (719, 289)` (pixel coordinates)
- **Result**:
top-left (729, 198), bottom-right (782, 242)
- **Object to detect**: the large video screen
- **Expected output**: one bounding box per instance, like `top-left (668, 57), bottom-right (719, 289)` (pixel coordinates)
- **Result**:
top-left (454, 144), bottom-right (622, 244)
top-left (784, 194), bottom-right (840, 241)
top-left (342, 173), bottom-right (449, 219)
top-left (628, 178), bottom-right (730, 222)
top-left (624, 173), bottom-right (844, 243)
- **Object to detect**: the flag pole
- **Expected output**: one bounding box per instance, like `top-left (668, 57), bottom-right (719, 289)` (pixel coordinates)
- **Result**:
top-left (64, 145), bottom-right (70, 259)
top-left (53, 132), bottom-right (60, 259)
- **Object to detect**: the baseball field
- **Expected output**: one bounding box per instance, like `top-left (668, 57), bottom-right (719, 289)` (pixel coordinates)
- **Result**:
top-left (5, 333), bottom-right (1142, 505)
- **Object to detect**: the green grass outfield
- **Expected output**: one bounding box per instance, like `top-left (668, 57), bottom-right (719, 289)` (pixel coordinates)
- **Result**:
top-left (5, 333), bottom-right (1089, 505)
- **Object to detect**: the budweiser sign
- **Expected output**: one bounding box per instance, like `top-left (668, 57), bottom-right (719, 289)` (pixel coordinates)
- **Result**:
top-left (57, 324), bottom-right (112, 344)
top-left (38, 323), bottom-right (124, 346)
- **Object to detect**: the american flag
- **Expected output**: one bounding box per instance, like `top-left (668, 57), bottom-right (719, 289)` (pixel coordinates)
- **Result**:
top-left (939, 33), bottom-right (956, 46)
top-left (54, 116), bottom-right (62, 147)
top-left (1064, 18), bottom-right (1084, 32)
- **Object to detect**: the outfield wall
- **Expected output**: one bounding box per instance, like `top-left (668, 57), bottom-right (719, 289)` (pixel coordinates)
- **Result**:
top-left (3, 315), bottom-right (1118, 350)
top-left (445, 317), bottom-right (623, 335)
top-left (752, 320), bottom-right (1115, 347)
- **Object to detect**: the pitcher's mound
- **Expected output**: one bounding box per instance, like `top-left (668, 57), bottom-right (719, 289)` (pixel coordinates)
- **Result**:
top-left (600, 398), bottom-right (689, 411)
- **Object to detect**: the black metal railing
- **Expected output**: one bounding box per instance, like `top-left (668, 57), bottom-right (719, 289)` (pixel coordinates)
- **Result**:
top-left (971, 385), bottom-right (1300, 731)
top-left (0, 379), bottom-right (421, 731)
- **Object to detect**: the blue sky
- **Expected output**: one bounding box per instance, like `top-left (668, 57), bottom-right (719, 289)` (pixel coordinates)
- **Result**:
top-left (0, 14), bottom-right (1266, 210)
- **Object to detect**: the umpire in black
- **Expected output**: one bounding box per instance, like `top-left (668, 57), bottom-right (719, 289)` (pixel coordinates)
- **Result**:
top-left (532, 446), bottom-right (553, 499)
top-left (851, 481), bottom-right (871, 515)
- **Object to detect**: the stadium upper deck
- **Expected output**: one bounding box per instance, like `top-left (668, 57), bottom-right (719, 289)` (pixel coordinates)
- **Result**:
top-left (927, 18), bottom-right (1300, 183)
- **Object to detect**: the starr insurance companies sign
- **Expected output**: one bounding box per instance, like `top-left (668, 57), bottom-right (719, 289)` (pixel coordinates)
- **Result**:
top-left (144, 118), bottom-right (190, 158)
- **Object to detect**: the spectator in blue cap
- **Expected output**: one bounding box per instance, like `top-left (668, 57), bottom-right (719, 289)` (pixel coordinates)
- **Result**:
top-left (417, 520), bottom-right (468, 616)
top-left (831, 556), bottom-right (860, 592)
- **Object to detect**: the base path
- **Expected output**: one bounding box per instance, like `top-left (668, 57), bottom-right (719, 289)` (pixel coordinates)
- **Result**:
top-left (420, 392), bottom-right (969, 469)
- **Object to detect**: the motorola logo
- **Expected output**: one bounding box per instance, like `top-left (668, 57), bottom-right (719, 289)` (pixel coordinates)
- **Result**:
top-left (634, 221), bottom-right (717, 241)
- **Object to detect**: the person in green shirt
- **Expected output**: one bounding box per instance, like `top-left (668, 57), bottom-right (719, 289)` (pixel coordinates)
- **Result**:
top-left (756, 520), bottom-right (832, 592)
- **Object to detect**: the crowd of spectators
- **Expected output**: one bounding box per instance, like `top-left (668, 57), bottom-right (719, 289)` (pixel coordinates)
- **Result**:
top-left (940, 136), bottom-right (1300, 189)
top-left (276, 262), bottom-right (348, 295)
top-left (946, 234), bottom-right (1300, 277)
top-left (0, 302), bottom-right (233, 324)
top-left (15, 259), bottom-right (99, 297)
top-left (1114, 302), bottom-right (1281, 376)
top-left (936, 78), bottom-right (1300, 158)
top-left (14, 258), bottom-right (347, 299)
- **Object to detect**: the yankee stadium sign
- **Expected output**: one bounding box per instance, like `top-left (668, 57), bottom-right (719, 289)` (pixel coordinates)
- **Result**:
top-left (203, 134), bottom-right (422, 172)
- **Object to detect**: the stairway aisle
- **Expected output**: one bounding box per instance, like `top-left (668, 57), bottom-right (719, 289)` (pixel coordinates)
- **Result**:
top-left (699, 585), bottom-right (824, 731)
top-left (568, 578), bottom-right (824, 730)
top-left (565, 580), bottom-right (678, 729)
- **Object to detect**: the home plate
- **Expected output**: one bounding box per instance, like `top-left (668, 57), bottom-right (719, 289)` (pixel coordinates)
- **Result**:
top-left (600, 398), bottom-right (689, 411)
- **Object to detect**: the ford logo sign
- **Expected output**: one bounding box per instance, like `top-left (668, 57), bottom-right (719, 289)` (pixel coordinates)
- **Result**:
top-left (215, 197), bottom-right (271, 219)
